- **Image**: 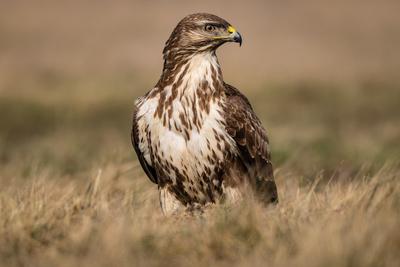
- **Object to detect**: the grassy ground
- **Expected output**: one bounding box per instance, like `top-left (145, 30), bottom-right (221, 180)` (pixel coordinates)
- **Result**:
top-left (1, 1), bottom-right (400, 266)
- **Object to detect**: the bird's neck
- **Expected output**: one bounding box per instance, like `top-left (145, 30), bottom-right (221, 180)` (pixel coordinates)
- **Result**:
top-left (158, 51), bottom-right (224, 94)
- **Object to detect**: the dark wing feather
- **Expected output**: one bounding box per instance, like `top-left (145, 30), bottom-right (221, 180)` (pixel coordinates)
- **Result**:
top-left (131, 101), bottom-right (158, 184)
top-left (223, 83), bottom-right (278, 203)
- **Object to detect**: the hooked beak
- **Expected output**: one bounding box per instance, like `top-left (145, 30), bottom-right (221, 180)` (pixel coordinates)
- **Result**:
top-left (227, 26), bottom-right (242, 46)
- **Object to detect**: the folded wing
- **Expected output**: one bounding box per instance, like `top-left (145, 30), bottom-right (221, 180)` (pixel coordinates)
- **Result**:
top-left (223, 83), bottom-right (278, 203)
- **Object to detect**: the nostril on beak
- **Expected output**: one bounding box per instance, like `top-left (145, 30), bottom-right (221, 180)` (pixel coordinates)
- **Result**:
top-left (227, 26), bottom-right (236, 34)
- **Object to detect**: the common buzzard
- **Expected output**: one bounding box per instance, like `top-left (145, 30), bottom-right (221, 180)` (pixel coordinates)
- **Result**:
top-left (132, 13), bottom-right (278, 215)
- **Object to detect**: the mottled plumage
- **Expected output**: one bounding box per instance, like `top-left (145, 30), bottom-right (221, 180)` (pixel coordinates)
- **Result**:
top-left (132, 13), bottom-right (278, 214)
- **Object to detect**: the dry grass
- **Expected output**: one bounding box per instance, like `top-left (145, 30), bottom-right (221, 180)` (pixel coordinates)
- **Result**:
top-left (1, 1), bottom-right (400, 266)
top-left (0, 161), bottom-right (399, 267)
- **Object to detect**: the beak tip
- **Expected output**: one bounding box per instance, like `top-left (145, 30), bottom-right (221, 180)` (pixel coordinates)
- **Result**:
top-left (233, 32), bottom-right (242, 47)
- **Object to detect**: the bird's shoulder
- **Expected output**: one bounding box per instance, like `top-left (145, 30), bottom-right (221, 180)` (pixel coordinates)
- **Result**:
top-left (223, 83), bottom-right (253, 108)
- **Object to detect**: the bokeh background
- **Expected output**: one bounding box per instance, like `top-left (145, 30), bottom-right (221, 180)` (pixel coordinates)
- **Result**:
top-left (0, 1), bottom-right (399, 266)
top-left (1, 0), bottom-right (399, 179)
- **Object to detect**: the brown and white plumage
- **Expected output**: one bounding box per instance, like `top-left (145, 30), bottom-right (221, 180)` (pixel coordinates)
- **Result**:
top-left (132, 13), bottom-right (278, 214)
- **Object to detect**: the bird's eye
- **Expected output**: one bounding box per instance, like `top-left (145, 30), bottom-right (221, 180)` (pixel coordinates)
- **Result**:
top-left (205, 24), bottom-right (216, 32)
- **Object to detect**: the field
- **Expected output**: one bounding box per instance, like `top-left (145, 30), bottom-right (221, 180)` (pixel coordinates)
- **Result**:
top-left (1, 1), bottom-right (400, 266)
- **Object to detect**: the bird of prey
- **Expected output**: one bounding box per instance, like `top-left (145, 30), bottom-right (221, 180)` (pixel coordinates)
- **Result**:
top-left (132, 13), bottom-right (278, 215)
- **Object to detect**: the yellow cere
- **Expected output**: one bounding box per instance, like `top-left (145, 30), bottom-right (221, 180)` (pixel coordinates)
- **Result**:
top-left (212, 25), bottom-right (237, 40)
top-left (227, 26), bottom-right (236, 33)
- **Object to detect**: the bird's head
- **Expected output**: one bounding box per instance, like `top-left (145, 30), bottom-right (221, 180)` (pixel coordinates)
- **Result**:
top-left (163, 13), bottom-right (242, 57)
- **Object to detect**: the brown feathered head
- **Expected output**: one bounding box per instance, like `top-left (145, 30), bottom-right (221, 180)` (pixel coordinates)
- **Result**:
top-left (163, 13), bottom-right (242, 58)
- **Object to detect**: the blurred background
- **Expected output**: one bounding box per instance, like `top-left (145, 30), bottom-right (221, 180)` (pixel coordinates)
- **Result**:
top-left (1, 0), bottom-right (399, 183)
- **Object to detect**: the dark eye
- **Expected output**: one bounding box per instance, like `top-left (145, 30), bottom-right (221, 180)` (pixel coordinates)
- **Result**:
top-left (205, 24), bottom-right (216, 32)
